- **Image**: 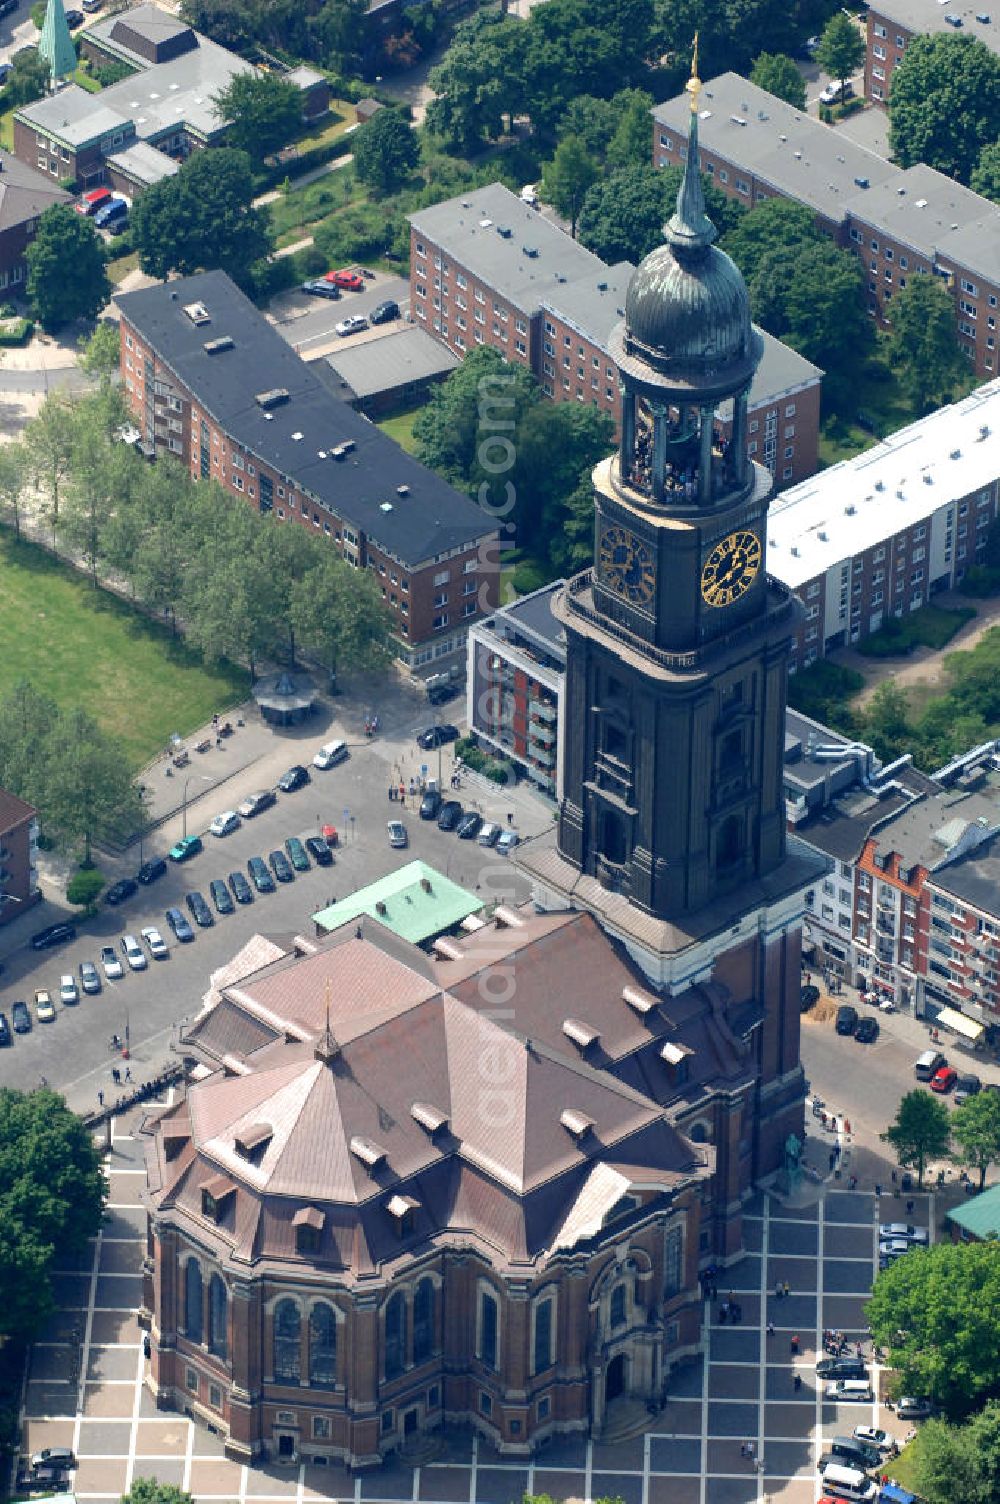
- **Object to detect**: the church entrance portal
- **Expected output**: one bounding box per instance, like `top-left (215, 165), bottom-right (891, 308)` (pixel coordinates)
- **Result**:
top-left (605, 1353), bottom-right (627, 1405)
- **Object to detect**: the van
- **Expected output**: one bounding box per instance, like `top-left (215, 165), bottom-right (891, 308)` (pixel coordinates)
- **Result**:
top-left (915, 1049), bottom-right (946, 1081)
top-left (820, 1462), bottom-right (877, 1501)
top-left (313, 738), bottom-right (348, 770)
top-left (826, 1379), bottom-right (874, 1402)
top-left (831, 1436), bottom-right (879, 1468)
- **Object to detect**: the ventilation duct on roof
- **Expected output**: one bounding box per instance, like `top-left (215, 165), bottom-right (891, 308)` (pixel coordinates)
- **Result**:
top-left (204, 336), bottom-right (233, 354)
top-left (183, 301), bottom-right (210, 325)
top-left (330, 440), bottom-right (356, 459)
top-left (255, 388), bottom-right (289, 409)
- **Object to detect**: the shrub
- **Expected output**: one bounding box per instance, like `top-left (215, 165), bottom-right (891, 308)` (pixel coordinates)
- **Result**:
top-left (455, 736), bottom-right (515, 785)
top-left (511, 559), bottom-right (548, 596)
top-left (858, 605), bottom-right (975, 657)
top-left (960, 565), bottom-right (1000, 597)
top-left (66, 868), bottom-right (106, 908)
top-left (0, 317), bottom-right (35, 346)
top-left (786, 658), bottom-right (864, 732)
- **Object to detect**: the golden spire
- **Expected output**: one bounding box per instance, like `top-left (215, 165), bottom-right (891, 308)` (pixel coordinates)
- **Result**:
top-left (314, 978), bottom-right (340, 1063)
top-left (686, 32), bottom-right (701, 114)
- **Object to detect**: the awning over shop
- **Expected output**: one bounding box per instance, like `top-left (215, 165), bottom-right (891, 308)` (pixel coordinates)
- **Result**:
top-left (936, 1005), bottom-right (984, 1042)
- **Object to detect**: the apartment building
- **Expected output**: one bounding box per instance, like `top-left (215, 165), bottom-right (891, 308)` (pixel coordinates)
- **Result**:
top-left (925, 830), bottom-right (1000, 1041)
top-left (466, 582), bottom-right (565, 798)
top-left (116, 272), bottom-right (498, 668)
top-left (767, 379), bottom-right (1000, 671)
top-left (865, 0), bottom-right (1000, 105)
top-left (0, 151), bottom-right (69, 293)
top-left (652, 74), bottom-right (1000, 378)
top-left (0, 787), bottom-right (41, 927)
top-left (409, 184), bottom-right (823, 487)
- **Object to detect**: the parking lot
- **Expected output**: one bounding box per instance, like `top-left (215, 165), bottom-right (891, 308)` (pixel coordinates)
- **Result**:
top-left (21, 1127), bottom-right (929, 1504)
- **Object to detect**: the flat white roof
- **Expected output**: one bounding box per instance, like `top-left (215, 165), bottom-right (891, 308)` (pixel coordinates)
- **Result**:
top-left (767, 378), bottom-right (1000, 588)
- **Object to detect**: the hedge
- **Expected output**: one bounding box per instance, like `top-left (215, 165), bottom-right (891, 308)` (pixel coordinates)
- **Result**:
top-left (0, 317), bottom-right (34, 347)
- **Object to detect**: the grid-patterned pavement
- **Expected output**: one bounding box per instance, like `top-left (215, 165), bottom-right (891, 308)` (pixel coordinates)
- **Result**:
top-left (24, 1113), bottom-right (926, 1504)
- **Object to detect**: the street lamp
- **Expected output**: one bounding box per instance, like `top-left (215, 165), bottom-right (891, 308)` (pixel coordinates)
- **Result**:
top-left (181, 774), bottom-right (212, 838)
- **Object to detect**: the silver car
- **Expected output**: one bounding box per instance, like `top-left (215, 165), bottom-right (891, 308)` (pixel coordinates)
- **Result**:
top-left (140, 925), bottom-right (169, 960)
top-left (100, 945), bottom-right (124, 980)
top-left (121, 934), bottom-right (147, 971)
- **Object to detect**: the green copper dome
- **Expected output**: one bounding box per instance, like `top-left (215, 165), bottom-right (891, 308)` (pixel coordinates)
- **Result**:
top-left (623, 96), bottom-right (755, 384)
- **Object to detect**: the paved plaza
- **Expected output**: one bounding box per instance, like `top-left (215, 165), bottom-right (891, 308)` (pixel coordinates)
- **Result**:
top-left (21, 1105), bottom-right (929, 1504)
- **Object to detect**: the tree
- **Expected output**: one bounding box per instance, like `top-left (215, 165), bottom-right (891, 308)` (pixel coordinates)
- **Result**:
top-left (889, 33), bottom-right (1000, 184)
top-left (881, 1088), bottom-right (951, 1188)
top-left (556, 94), bottom-right (621, 163)
top-left (748, 238), bottom-right (871, 394)
top-left (307, 0), bottom-right (367, 70)
top-left (578, 163), bottom-right (743, 266)
top-left (0, 445), bottom-right (28, 541)
top-left (722, 197), bottom-right (821, 286)
top-left (815, 12), bottom-right (864, 104)
top-left (971, 139), bottom-right (1000, 203)
top-left (352, 108), bottom-right (420, 196)
top-left (425, 12), bottom-right (524, 152)
top-left (888, 274), bottom-right (969, 414)
top-left (542, 135), bottom-right (598, 237)
top-left (25, 206), bottom-right (111, 332)
top-left (866, 1241), bottom-right (1000, 1419)
top-left (24, 392), bottom-right (80, 546)
top-left (213, 71), bottom-right (302, 166)
top-left (863, 680), bottom-right (913, 763)
top-left (951, 1090), bottom-right (1000, 1189)
top-left (45, 707), bottom-right (147, 864)
top-left (750, 52), bottom-right (807, 111)
top-left (121, 1482), bottom-right (195, 1504)
top-left (0, 681), bottom-right (59, 817)
top-left (606, 89), bottom-right (656, 169)
top-left (66, 867), bottom-right (106, 910)
top-left (131, 148), bottom-right (271, 284)
top-left (512, 400), bottom-right (614, 559)
top-left (0, 1086), bottom-right (106, 1341)
top-left (291, 553), bottom-right (394, 688)
top-left (912, 1403), bottom-right (1000, 1504)
top-left (413, 345), bottom-right (539, 491)
top-left (550, 476), bottom-right (597, 576)
top-left (78, 321), bottom-right (122, 388)
top-left (2, 46), bottom-right (48, 107)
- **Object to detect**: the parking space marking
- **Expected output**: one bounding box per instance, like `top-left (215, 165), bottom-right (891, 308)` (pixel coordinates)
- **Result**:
top-left (756, 1199), bottom-right (768, 1497)
top-left (699, 1317), bottom-right (710, 1504)
top-left (815, 1193), bottom-right (825, 1480)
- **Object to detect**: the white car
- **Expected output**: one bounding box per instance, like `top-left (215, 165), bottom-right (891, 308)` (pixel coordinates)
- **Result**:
top-left (209, 810), bottom-right (240, 837)
top-left (496, 828), bottom-right (520, 854)
top-left (59, 974), bottom-right (79, 1005)
top-left (335, 314), bottom-right (368, 337)
top-left (387, 819), bottom-right (408, 848)
top-left (820, 78), bottom-right (855, 105)
top-left (879, 1237), bottom-right (910, 1258)
top-left (121, 934), bottom-right (147, 971)
top-left (853, 1426), bottom-right (892, 1451)
top-left (140, 925), bottom-right (169, 960)
top-left (100, 944), bottom-right (124, 980)
top-left (313, 739), bottom-right (348, 769)
top-left (879, 1223), bottom-right (929, 1244)
top-left (520, 183), bottom-right (538, 206)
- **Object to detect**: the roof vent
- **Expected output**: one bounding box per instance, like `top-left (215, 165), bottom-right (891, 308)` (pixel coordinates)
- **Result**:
top-left (979, 425), bottom-right (990, 440)
top-left (375, 900), bottom-right (387, 915)
top-left (730, 115), bottom-right (747, 126)
top-left (479, 218), bottom-right (493, 228)
top-left (497, 225), bottom-right (512, 238)
top-left (183, 301), bottom-right (210, 325)
top-left (204, 336), bottom-right (234, 354)
top-left (291, 431), bottom-right (303, 441)
top-left (874, 480), bottom-right (885, 491)
top-left (420, 876), bottom-right (432, 893)
top-left (318, 450), bottom-right (328, 460)
top-left (522, 245), bottom-right (539, 258)
top-left (896, 489), bottom-right (905, 499)
top-left (915, 198), bottom-right (928, 208)
top-left (844, 504), bottom-right (856, 515)
top-left (897, 186), bottom-right (906, 195)
top-left (562, 1017), bottom-right (599, 1051)
top-left (790, 545), bottom-right (799, 557)
top-left (386, 1193), bottom-right (419, 1221)
top-left (950, 448), bottom-right (962, 459)
top-left (380, 502), bottom-right (393, 512)
top-left (493, 904), bottom-right (524, 929)
top-left (397, 483), bottom-right (410, 496)
top-left (779, 134), bottom-right (787, 142)
top-left (411, 1102), bottom-right (449, 1134)
top-left (923, 473), bottom-right (933, 484)
top-left (330, 440), bottom-right (356, 459)
top-left (661, 1040), bottom-right (693, 1066)
top-left (264, 413), bottom-right (274, 421)
top-left (560, 1108), bottom-right (594, 1139)
top-left (255, 388), bottom-right (289, 409)
top-left (976, 12), bottom-right (990, 21)
top-left (793, 150), bottom-right (802, 159)
top-left (350, 1136), bottom-right (386, 1169)
top-left (597, 281), bottom-right (608, 291)
top-left (432, 936), bottom-right (463, 961)
top-left (818, 530), bottom-right (828, 541)
top-left (854, 177), bottom-right (869, 189)
top-left (622, 984), bottom-right (657, 1015)
top-left (292, 1206), bottom-right (324, 1233)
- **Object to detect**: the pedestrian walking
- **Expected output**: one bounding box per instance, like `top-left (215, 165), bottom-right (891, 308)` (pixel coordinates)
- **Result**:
top-left (775, 1279), bottom-right (783, 1299)
top-left (388, 785), bottom-right (395, 802)
top-left (767, 1321), bottom-right (775, 1337)
top-left (112, 1067), bottom-right (121, 1085)
top-left (507, 810), bottom-right (514, 825)
top-left (98, 1090), bottom-right (104, 1107)
top-left (740, 1443), bottom-right (746, 1459)
top-left (790, 1334), bottom-right (800, 1354)
top-left (875, 1182), bottom-right (882, 1197)
top-left (125, 1067), bottom-right (132, 1083)
top-left (783, 1281), bottom-right (790, 1298)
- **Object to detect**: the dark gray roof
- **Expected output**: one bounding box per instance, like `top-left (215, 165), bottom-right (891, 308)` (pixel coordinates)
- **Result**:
top-left (870, 0), bottom-right (1000, 52)
top-left (929, 828), bottom-right (1000, 914)
top-left (500, 581), bottom-right (565, 654)
top-left (794, 786), bottom-right (916, 864)
top-left (116, 272), bottom-right (494, 568)
top-left (0, 151), bottom-right (70, 233)
top-left (322, 324), bottom-right (459, 402)
top-left (844, 163), bottom-right (1000, 285)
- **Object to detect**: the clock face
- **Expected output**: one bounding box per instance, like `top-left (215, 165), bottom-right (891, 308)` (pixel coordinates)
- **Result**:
top-left (701, 530), bottom-right (762, 607)
top-left (599, 525), bottom-right (657, 606)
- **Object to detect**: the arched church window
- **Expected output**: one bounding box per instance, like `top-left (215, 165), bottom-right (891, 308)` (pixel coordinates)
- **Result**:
top-left (208, 1274), bottom-right (227, 1358)
top-left (309, 1303), bottom-right (337, 1386)
top-left (602, 810), bottom-right (627, 865)
top-left (610, 1284), bottom-right (627, 1329)
top-left (184, 1260), bottom-right (203, 1344)
top-left (273, 1299), bottom-right (301, 1383)
top-left (413, 1278), bottom-right (435, 1365)
top-left (385, 1291), bottom-right (406, 1379)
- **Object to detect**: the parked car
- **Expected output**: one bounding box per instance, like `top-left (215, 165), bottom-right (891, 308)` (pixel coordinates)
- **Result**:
top-left (0, 1012), bottom-right (9, 1047)
top-left (75, 186), bottom-right (112, 216)
top-left (427, 680), bottom-right (461, 706)
top-left (140, 925), bottom-right (169, 959)
top-left (819, 78), bottom-right (855, 105)
top-left (335, 314), bottom-right (368, 337)
top-left (419, 789), bottom-right (442, 820)
top-left (82, 0), bottom-right (102, 12)
top-left (165, 906), bottom-right (195, 942)
top-left (59, 973), bottom-right (80, 1005)
top-left (248, 855), bottom-right (276, 893)
top-left (64, 7), bottom-right (84, 24)
top-left (437, 799), bottom-right (463, 831)
top-left (238, 789), bottom-right (277, 818)
top-left (478, 821), bottom-right (501, 847)
top-left (34, 990), bottom-right (55, 1023)
top-left (853, 1426), bottom-right (892, 1451)
top-left (31, 1450), bottom-right (75, 1473)
top-left (120, 935), bottom-right (147, 971)
top-left (105, 877), bottom-right (137, 906)
top-left (520, 182), bottom-right (538, 206)
top-left (854, 1016), bottom-right (879, 1043)
top-left (325, 268), bottom-right (365, 290)
top-left (209, 878), bottom-right (235, 914)
top-left (879, 1237), bottom-right (911, 1266)
top-left (268, 849), bottom-right (294, 883)
top-left (835, 1004), bottom-right (859, 1035)
top-left (387, 819), bottom-right (408, 848)
top-left (955, 1073), bottom-right (981, 1103)
top-left (185, 891), bottom-right (214, 927)
top-left (169, 833), bottom-right (203, 862)
top-left (457, 811), bottom-right (483, 840)
top-left (301, 279), bottom-right (341, 300)
top-left (277, 764), bottom-right (310, 792)
top-left (878, 1224), bottom-right (929, 1244)
top-left (417, 724), bottom-right (459, 750)
top-left (497, 828), bottom-right (520, 854)
top-left (31, 922), bottom-right (76, 951)
top-left (369, 299), bottom-right (399, 325)
top-left (137, 856), bottom-right (167, 885)
top-left (313, 739), bottom-right (349, 769)
top-left (816, 1356), bottom-right (867, 1379)
top-left (930, 1065), bottom-right (958, 1093)
top-left (228, 870), bottom-right (254, 904)
top-left (11, 999), bottom-right (31, 1034)
top-left (285, 836), bottom-right (310, 872)
top-left (895, 1397), bottom-right (933, 1420)
top-left (209, 810), bottom-right (240, 837)
top-left (304, 836), bottom-right (333, 867)
top-left (94, 195), bottom-right (128, 228)
top-left (800, 983), bottom-right (820, 1011)
top-left (79, 960), bottom-right (101, 994)
top-left (99, 945), bottom-right (124, 980)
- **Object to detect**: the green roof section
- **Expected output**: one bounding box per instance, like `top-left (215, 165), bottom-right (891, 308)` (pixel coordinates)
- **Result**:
top-left (947, 1181), bottom-right (1000, 1240)
top-left (312, 860), bottom-right (483, 946)
top-left (39, 0), bottom-right (78, 83)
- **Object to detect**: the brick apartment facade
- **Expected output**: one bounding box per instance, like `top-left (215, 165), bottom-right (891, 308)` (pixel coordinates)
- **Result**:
top-left (0, 787), bottom-right (41, 926)
top-left (409, 185), bottom-right (823, 489)
top-left (653, 74), bottom-right (1000, 380)
top-left (117, 273), bottom-right (498, 667)
top-left (0, 152), bottom-right (70, 293)
top-left (865, 0), bottom-right (1000, 105)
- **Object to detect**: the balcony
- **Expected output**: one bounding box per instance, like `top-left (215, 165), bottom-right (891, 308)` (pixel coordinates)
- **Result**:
top-left (528, 718), bottom-right (556, 745)
top-left (877, 891), bottom-right (895, 910)
top-left (530, 744), bottom-right (556, 768)
top-left (529, 699), bottom-right (557, 723)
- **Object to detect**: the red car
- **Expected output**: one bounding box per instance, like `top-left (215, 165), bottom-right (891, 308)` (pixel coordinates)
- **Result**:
top-left (75, 186), bottom-right (112, 216)
top-left (324, 268), bottom-right (365, 291)
top-left (930, 1065), bottom-right (958, 1093)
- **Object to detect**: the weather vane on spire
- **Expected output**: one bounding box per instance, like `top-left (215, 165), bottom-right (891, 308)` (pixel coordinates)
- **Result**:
top-left (686, 33), bottom-right (701, 114)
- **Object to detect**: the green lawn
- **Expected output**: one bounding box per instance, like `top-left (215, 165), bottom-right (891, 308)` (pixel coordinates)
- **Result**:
top-left (106, 249), bottom-right (140, 285)
top-left (375, 405), bottom-right (421, 455)
top-left (269, 167), bottom-right (361, 247)
top-left (0, 107), bottom-right (14, 152)
top-left (0, 533), bottom-right (247, 768)
top-left (857, 603), bottom-right (976, 657)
